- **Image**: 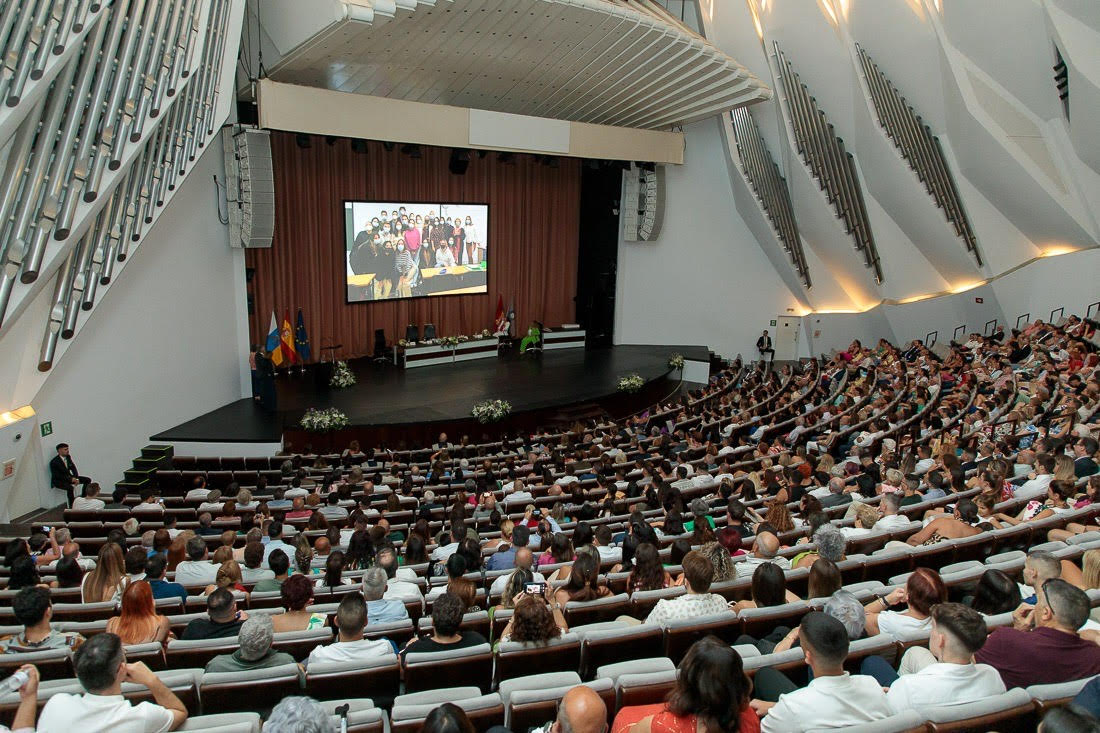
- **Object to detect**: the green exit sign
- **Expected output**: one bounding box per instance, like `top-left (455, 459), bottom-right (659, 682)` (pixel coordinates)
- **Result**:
top-left (770, 320), bottom-right (777, 327)
top-left (40, 421), bottom-right (52, 438)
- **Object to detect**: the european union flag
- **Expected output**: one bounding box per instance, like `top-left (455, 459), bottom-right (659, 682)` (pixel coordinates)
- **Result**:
top-left (295, 308), bottom-right (312, 362)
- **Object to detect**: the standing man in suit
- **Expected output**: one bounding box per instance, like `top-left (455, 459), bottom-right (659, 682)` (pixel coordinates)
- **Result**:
top-left (49, 443), bottom-right (89, 508)
top-left (757, 329), bottom-right (775, 363)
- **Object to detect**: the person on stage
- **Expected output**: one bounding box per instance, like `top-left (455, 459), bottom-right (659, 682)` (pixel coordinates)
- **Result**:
top-left (49, 443), bottom-right (90, 508)
top-left (255, 349), bottom-right (278, 412)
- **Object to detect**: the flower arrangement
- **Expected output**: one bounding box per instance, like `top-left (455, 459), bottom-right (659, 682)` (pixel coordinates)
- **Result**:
top-left (330, 360), bottom-right (356, 388)
top-left (668, 353), bottom-right (685, 370)
top-left (617, 373), bottom-right (645, 393)
top-left (456, 334), bottom-right (469, 343)
top-left (299, 407), bottom-right (350, 432)
top-left (477, 328), bottom-right (492, 339)
top-left (397, 339), bottom-right (408, 348)
top-left (472, 399), bottom-right (512, 423)
top-left (441, 335), bottom-right (460, 347)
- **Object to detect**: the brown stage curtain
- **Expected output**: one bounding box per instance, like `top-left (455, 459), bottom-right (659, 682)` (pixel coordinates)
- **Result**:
top-left (246, 133), bottom-right (581, 359)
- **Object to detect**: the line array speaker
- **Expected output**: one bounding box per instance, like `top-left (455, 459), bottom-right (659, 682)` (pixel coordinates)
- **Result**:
top-left (223, 127), bottom-right (275, 248)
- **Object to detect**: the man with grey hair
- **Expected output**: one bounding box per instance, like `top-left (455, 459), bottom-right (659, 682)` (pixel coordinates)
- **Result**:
top-left (819, 477), bottom-right (853, 508)
top-left (1021, 550), bottom-right (1063, 605)
top-left (530, 685), bottom-right (608, 733)
top-left (264, 696), bottom-right (333, 733)
top-left (812, 524), bottom-right (846, 563)
top-left (873, 493), bottom-right (909, 532)
top-left (363, 567), bottom-right (409, 624)
top-left (205, 614), bottom-right (297, 674)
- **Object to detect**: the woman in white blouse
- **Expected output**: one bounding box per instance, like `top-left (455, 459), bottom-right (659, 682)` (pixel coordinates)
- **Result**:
top-left (864, 567), bottom-right (947, 637)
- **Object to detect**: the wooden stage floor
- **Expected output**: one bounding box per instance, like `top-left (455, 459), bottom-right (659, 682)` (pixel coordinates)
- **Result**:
top-left (152, 344), bottom-right (710, 444)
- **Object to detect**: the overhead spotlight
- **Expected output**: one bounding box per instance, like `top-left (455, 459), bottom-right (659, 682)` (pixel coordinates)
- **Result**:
top-left (449, 149), bottom-right (471, 175)
top-left (401, 143), bottom-right (422, 159)
top-left (350, 139), bottom-right (368, 154)
top-left (382, 141), bottom-right (395, 152)
top-left (497, 152), bottom-right (514, 164)
top-left (295, 133), bottom-right (311, 149)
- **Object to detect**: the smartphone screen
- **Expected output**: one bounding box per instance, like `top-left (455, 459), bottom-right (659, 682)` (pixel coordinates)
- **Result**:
top-left (525, 582), bottom-right (545, 595)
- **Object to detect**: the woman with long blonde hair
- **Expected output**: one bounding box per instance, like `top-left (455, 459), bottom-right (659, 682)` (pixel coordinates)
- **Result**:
top-left (1054, 454), bottom-right (1077, 482)
top-left (1082, 550), bottom-right (1100, 590)
top-left (82, 543), bottom-right (126, 603)
top-left (106, 580), bottom-right (171, 644)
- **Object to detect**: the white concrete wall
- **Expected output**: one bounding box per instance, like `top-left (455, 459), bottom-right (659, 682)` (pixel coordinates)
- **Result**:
top-left (614, 117), bottom-right (804, 360)
top-left (0, 144), bottom-right (250, 518)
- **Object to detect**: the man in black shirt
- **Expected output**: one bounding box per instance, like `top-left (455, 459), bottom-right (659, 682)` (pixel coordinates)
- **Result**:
top-left (402, 592), bottom-right (485, 657)
top-left (182, 589), bottom-right (247, 640)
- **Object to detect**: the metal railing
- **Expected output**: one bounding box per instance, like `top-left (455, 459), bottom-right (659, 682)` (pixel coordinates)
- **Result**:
top-left (730, 106), bottom-right (811, 289)
top-left (772, 43), bottom-right (882, 283)
top-left (0, 0), bottom-right (239, 369)
top-left (855, 44), bottom-right (982, 267)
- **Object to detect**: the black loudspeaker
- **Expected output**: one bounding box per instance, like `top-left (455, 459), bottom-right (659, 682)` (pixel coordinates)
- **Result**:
top-left (423, 323), bottom-right (436, 340)
top-left (405, 324), bottom-right (420, 342)
top-left (449, 149), bottom-right (470, 175)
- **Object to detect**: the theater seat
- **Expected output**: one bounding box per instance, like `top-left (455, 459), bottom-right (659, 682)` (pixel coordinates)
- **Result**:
top-left (663, 612), bottom-right (739, 663)
top-left (574, 622), bottom-right (663, 679)
top-left (614, 668), bottom-right (677, 710)
top-left (318, 699), bottom-right (387, 733)
top-left (495, 633), bottom-right (582, 685)
top-left (306, 654), bottom-right (400, 706)
top-left (741, 647), bottom-right (806, 677)
top-left (0, 648), bottom-right (72, 681)
top-left (564, 593), bottom-right (630, 627)
top-left (501, 672), bottom-right (614, 731)
top-left (595, 657), bottom-right (675, 684)
top-left (167, 637), bottom-right (241, 670)
top-left (178, 712), bottom-right (262, 733)
top-left (915, 687), bottom-right (1035, 731)
top-left (199, 663), bottom-right (302, 715)
top-left (390, 688), bottom-right (504, 733)
top-left (1027, 675), bottom-right (1099, 715)
top-left (404, 642), bottom-right (492, 693)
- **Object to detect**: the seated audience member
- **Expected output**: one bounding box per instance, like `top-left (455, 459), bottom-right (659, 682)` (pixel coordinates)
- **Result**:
top-left (421, 703), bottom-right (478, 733)
top-left (490, 546), bottom-right (545, 596)
top-left (240, 541), bottom-right (276, 584)
top-left (864, 567), bottom-right (947, 636)
top-left (306, 593), bottom-right (393, 667)
top-left (315, 551), bottom-right (354, 590)
top-left (807, 558), bottom-right (842, 600)
top-left (72, 482), bottom-right (106, 511)
top-left (861, 602), bottom-right (1005, 710)
top-left (271, 574), bottom-right (327, 632)
top-left (264, 696), bottom-right (334, 732)
top-left (792, 524), bottom-right (846, 570)
top-left (145, 555), bottom-right (187, 605)
top-left (181, 588), bottom-right (247, 640)
top-left (122, 546), bottom-right (148, 587)
top-left (55, 554), bottom-right (86, 590)
top-left (593, 525), bottom-right (622, 563)
top-left (82, 543), bottom-right (126, 603)
top-left (1021, 550), bottom-right (1063, 604)
top-left (751, 612), bottom-right (893, 731)
top-left (195, 513), bottom-right (220, 537)
top-left (262, 521), bottom-right (297, 560)
top-left (730, 562), bottom-right (800, 612)
top-left (553, 552), bottom-right (613, 607)
top-left (131, 489), bottom-right (164, 513)
top-left (534, 685), bottom-right (608, 733)
top-left (253, 549), bottom-right (290, 593)
top-left (363, 566), bottom-right (410, 624)
top-left (38, 633), bottom-right (188, 731)
top-left (205, 614), bottom-right (296, 673)
top-left (735, 531), bottom-right (791, 578)
top-left (0, 586), bottom-right (84, 653)
top-left (976, 578), bottom-right (1100, 688)
top-left (627, 542), bottom-right (673, 593)
top-left (759, 590), bottom-right (868, 655)
top-left (696, 541), bottom-right (737, 583)
top-left (207, 560), bottom-right (247, 596)
top-left (174, 536), bottom-right (219, 587)
top-left (645, 552), bottom-right (730, 626)
top-left (104, 486), bottom-right (129, 509)
top-left (499, 593), bottom-right (568, 644)
top-left (376, 546), bottom-right (423, 601)
top-left (612, 636), bottom-right (757, 733)
top-left (106, 581), bottom-right (171, 645)
top-left (403, 592), bottom-right (487, 656)
top-left (969, 569), bottom-right (1023, 616)
top-left (487, 524), bottom-right (530, 571)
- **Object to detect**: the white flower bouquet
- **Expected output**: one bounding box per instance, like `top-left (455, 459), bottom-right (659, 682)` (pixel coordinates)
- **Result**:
top-left (330, 360), bottom-right (356, 388)
top-left (618, 373), bottom-right (645, 393)
top-left (668, 353), bottom-right (685, 370)
top-left (397, 339), bottom-right (409, 348)
top-left (471, 399), bottom-right (512, 423)
top-left (299, 407), bottom-right (350, 432)
top-left (456, 335), bottom-right (469, 343)
top-left (441, 336), bottom-right (460, 347)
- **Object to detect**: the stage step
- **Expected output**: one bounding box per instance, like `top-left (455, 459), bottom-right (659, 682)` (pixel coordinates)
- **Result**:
top-left (132, 457), bottom-right (165, 473)
top-left (115, 479), bottom-right (149, 493)
top-left (123, 467), bottom-right (157, 485)
top-left (141, 444), bottom-right (175, 461)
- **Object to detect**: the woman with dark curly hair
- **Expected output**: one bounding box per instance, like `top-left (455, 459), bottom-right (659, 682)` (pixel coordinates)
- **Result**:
top-left (499, 593), bottom-right (567, 644)
top-left (629, 542), bottom-right (672, 593)
top-left (763, 501), bottom-right (794, 534)
top-left (611, 636), bottom-right (758, 733)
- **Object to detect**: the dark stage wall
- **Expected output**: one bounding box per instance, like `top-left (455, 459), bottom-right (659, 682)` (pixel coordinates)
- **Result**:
top-left (246, 133), bottom-right (581, 359)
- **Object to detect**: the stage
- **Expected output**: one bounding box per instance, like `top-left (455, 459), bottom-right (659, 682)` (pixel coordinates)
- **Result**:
top-left (152, 344), bottom-right (711, 448)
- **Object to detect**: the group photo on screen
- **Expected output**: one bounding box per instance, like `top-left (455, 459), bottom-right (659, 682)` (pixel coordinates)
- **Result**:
top-left (344, 201), bottom-right (489, 303)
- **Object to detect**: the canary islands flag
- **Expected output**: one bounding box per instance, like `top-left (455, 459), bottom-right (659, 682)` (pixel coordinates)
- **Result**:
top-left (295, 309), bottom-right (312, 362)
top-left (281, 309), bottom-right (298, 365)
top-left (265, 311), bottom-right (284, 366)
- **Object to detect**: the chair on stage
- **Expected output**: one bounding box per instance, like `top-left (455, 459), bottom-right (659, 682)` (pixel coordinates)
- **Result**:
top-left (405, 324), bottom-right (420, 343)
top-left (373, 329), bottom-right (389, 363)
top-left (423, 323), bottom-right (436, 340)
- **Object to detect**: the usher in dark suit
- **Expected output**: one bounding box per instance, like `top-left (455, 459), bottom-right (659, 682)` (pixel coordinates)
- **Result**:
top-left (49, 453), bottom-right (88, 507)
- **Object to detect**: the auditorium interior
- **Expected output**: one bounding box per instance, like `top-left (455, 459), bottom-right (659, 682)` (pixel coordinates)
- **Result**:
top-left (0, 0), bottom-right (1098, 731)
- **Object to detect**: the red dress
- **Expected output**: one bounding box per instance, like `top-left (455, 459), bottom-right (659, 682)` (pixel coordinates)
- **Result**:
top-left (612, 703), bottom-right (760, 733)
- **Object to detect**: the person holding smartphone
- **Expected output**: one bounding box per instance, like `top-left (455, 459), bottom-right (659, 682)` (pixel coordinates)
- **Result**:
top-left (497, 586), bottom-right (568, 644)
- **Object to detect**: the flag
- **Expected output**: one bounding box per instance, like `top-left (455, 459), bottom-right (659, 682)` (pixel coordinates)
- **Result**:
top-left (493, 295), bottom-right (505, 333)
top-left (295, 309), bottom-right (312, 362)
top-left (265, 311), bottom-right (284, 366)
top-left (281, 309), bottom-right (298, 365)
